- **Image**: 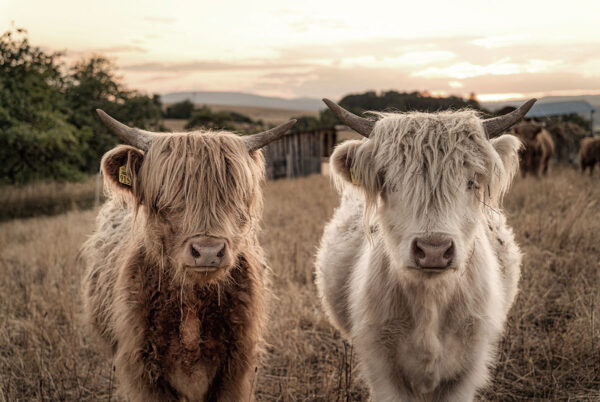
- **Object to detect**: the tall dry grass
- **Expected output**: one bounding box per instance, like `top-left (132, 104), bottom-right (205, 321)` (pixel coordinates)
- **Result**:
top-left (0, 176), bottom-right (103, 221)
top-left (0, 167), bottom-right (598, 401)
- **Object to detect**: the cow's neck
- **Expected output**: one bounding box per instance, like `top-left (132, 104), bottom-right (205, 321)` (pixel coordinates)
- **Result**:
top-left (400, 274), bottom-right (457, 333)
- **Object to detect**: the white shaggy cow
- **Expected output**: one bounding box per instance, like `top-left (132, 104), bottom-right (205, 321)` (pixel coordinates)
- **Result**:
top-left (316, 100), bottom-right (535, 401)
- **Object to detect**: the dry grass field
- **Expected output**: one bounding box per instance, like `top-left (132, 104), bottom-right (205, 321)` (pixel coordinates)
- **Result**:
top-left (0, 177), bottom-right (102, 221)
top-left (1, 167), bottom-right (599, 401)
top-left (205, 104), bottom-right (318, 125)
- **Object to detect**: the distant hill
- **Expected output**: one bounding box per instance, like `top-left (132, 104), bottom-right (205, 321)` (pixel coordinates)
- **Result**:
top-left (161, 91), bottom-right (323, 112)
top-left (482, 94), bottom-right (600, 131)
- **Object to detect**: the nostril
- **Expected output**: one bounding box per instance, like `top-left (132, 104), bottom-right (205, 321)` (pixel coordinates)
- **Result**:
top-left (216, 245), bottom-right (225, 258)
top-left (190, 245), bottom-right (200, 259)
top-left (412, 241), bottom-right (426, 259)
top-left (443, 243), bottom-right (455, 259)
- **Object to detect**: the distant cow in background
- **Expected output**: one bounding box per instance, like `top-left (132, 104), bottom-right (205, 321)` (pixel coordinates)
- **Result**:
top-left (579, 137), bottom-right (600, 175)
top-left (511, 122), bottom-right (555, 177)
top-left (316, 99), bottom-right (534, 401)
top-left (80, 111), bottom-right (295, 401)
top-left (546, 121), bottom-right (587, 164)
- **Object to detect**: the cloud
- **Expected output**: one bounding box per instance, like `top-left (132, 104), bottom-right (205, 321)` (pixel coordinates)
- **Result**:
top-left (413, 59), bottom-right (561, 80)
top-left (68, 45), bottom-right (147, 57)
top-left (120, 60), bottom-right (309, 73)
top-left (110, 34), bottom-right (600, 99)
top-left (142, 17), bottom-right (176, 24)
top-left (471, 34), bottom-right (531, 49)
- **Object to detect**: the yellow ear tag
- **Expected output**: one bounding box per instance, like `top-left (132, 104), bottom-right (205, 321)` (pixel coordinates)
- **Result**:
top-left (118, 166), bottom-right (132, 186)
top-left (349, 167), bottom-right (360, 185)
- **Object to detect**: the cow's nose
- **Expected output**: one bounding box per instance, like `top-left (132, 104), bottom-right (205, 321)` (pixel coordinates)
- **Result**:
top-left (185, 237), bottom-right (227, 268)
top-left (411, 236), bottom-right (454, 270)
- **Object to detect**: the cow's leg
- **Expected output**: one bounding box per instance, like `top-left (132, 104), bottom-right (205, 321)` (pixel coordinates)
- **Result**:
top-left (433, 353), bottom-right (490, 402)
top-left (114, 341), bottom-right (176, 402)
top-left (208, 326), bottom-right (259, 402)
top-left (352, 338), bottom-right (411, 402)
top-left (112, 262), bottom-right (177, 402)
top-left (210, 358), bottom-right (254, 401)
top-left (542, 157), bottom-right (550, 175)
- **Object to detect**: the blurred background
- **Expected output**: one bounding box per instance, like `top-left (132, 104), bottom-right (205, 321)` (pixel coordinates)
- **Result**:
top-left (1, 1), bottom-right (599, 401)
top-left (2, 0), bottom-right (599, 190)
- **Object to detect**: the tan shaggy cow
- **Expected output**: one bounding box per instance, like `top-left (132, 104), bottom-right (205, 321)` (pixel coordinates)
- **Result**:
top-left (80, 111), bottom-right (295, 401)
top-left (511, 121), bottom-right (555, 177)
top-left (579, 136), bottom-right (600, 175)
top-left (315, 99), bottom-right (535, 401)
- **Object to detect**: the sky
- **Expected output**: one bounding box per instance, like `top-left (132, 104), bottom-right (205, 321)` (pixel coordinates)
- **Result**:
top-left (3, 0), bottom-right (600, 101)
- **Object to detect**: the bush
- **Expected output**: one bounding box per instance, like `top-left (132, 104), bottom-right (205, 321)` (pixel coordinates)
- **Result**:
top-left (320, 90), bottom-right (486, 126)
top-left (165, 99), bottom-right (194, 119)
top-left (185, 106), bottom-right (255, 131)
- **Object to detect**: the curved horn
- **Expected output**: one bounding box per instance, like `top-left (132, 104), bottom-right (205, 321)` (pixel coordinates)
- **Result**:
top-left (322, 98), bottom-right (375, 138)
top-left (96, 109), bottom-right (155, 151)
top-left (243, 119), bottom-right (297, 152)
top-left (482, 98), bottom-right (536, 138)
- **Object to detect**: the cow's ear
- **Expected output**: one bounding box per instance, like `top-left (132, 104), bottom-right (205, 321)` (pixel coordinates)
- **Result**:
top-left (489, 134), bottom-right (522, 203)
top-left (330, 140), bottom-right (363, 186)
top-left (100, 145), bottom-right (144, 200)
top-left (330, 139), bottom-right (382, 195)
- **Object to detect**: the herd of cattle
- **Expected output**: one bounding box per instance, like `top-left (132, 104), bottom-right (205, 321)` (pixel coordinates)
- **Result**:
top-left (510, 120), bottom-right (600, 177)
top-left (79, 99), bottom-right (597, 402)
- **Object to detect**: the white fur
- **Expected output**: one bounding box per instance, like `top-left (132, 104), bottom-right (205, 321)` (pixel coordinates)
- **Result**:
top-left (316, 111), bottom-right (522, 401)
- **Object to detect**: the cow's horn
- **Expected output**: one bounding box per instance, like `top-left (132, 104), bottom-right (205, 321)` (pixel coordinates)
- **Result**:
top-left (96, 109), bottom-right (156, 151)
top-left (322, 98), bottom-right (375, 138)
top-left (482, 98), bottom-right (537, 138)
top-left (243, 120), bottom-right (297, 152)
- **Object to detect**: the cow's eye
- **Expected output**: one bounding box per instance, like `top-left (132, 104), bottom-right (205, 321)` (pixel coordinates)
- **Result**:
top-left (467, 179), bottom-right (480, 190)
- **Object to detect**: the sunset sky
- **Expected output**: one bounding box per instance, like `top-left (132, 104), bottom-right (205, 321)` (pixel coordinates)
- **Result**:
top-left (3, 0), bottom-right (600, 101)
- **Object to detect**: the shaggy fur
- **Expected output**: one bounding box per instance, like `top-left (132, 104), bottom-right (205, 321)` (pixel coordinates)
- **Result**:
top-left (511, 122), bottom-right (555, 177)
top-left (81, 131), bottom-right (269, 401)
top-left (579, 136), bottom-right (600, 175)
top-left (316, 110), bottom-right (523, 401)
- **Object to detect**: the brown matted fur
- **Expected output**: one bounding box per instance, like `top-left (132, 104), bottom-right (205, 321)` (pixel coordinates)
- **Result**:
top-left (80, 131), bottom-right (269, 401)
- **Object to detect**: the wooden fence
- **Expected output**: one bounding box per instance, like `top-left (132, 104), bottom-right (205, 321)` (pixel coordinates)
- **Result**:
top-left (262, 128), bottom-right (337, 179)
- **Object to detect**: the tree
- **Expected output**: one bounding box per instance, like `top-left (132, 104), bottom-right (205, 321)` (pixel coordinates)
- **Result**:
top-left (64, 56), bottom-right (163, 172)
top-left (185, 106), bottom-right (256, 131)
top-left (165, 100), bottom-right (194, 119)
top-left (0, 28), bottom-right (164, 184)
top-left (290, 116), bottom-right (325, 133)
top-left (319, 90), bottom-right (487, 128)
top-left (0, 27), bottom-right (87, 184)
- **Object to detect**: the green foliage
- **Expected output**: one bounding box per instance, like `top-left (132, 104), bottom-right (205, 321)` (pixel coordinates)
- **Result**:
top-left (339, 90), bottom-right (481, 112)
top-left (185, 106), bottom-right (255, 131)
top-left (0, 113), bottom-right (91, 184)
top-left (0, 28), bottom-right (85, 183)
top-left (64, 56), bottom-right (163, 172)
top-left (290, 116), bottom-right (324, 133)
top-left (0, 28), bottom-right (162, 184)
top-left (165, 99), bottom-right (194, 119)
top-left (320, 90), bottom-right (485, 126)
